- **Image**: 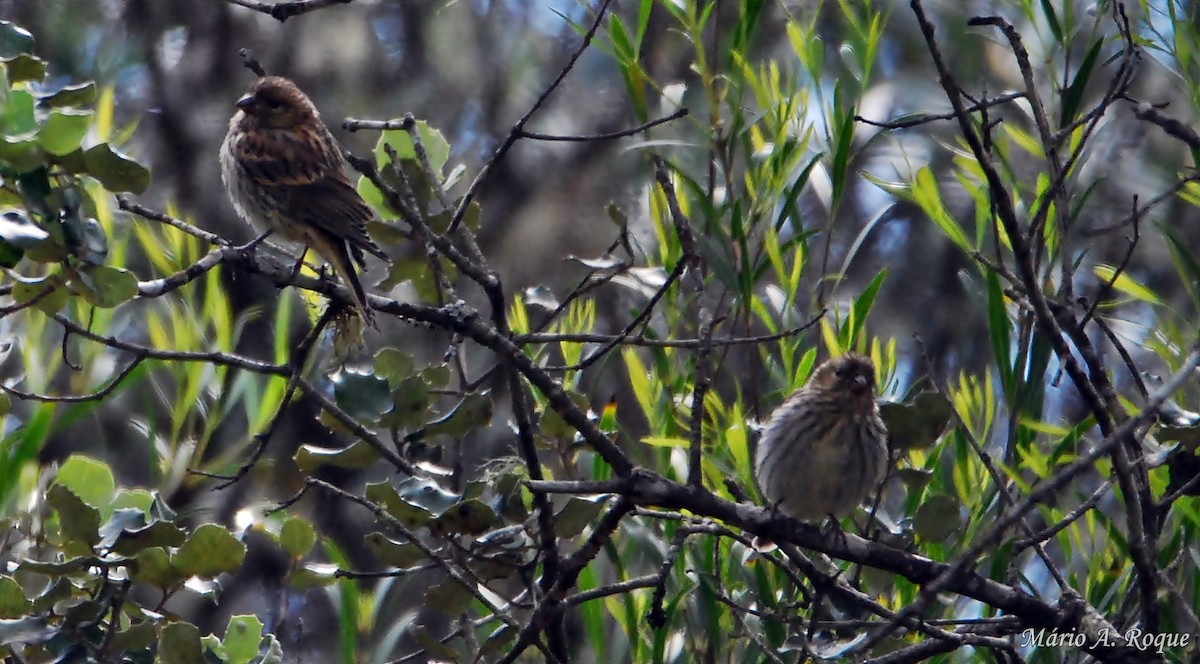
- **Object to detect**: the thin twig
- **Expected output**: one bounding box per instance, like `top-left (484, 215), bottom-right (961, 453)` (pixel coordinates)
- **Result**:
top-left (447, 0), bottom-right (616, 234)
top-left (227, 0), bottom-right (353, 22)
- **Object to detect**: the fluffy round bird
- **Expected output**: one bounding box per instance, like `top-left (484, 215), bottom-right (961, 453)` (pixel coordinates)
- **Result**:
top-left (753, 353), bottom-right (888, 521)
top-left (220, 75), bottom-right (389, 327)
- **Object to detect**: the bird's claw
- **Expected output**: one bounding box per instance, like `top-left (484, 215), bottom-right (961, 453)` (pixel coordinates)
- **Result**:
top-left (287, 248), bottom-right (310, 282)
top-left (233, 230), bottom-right (273, 256)
top-left (823, 514), bottom-right (850, 549)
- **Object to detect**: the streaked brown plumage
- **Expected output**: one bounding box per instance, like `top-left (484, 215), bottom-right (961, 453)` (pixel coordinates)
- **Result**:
top-left (753, 353), bottom-right (888, 521)
top-left (220, 76), bottom-right (388, 326)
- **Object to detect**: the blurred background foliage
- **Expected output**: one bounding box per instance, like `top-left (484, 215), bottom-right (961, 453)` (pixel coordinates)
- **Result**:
top-left (0, 0), bottom-right (1199, 662)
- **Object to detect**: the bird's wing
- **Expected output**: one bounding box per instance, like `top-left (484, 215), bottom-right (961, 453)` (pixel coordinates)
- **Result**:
top-left (230, 125), bottom-right (388, 263)
top-left (285, 175), bottom-right (390, 264)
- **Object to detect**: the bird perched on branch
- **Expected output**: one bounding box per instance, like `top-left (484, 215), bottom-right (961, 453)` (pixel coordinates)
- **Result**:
top-left (754, 353), bottom-right (888, 522)
top-left (220, 75), bottom-right (389, 327)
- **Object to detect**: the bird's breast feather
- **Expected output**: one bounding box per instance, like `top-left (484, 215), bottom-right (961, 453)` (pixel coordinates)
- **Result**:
top-left (230, 124), bottom-right (342, 188)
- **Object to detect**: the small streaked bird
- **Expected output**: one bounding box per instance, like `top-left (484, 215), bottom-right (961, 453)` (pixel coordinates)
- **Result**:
top-left (754, 353), bottom-right (888, 522)
top-left (220, 75), bottom-right (389, 326)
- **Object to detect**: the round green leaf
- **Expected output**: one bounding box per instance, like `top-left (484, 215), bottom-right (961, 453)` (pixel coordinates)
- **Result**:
top-left (364, 532), bottom-right (425, 567)
top-left (913, 493), bottom-right (963, 542)
top-left (46, 484), bottom-right (100, 551)
top-left (331, 367), bottom-right (391, 421)
top-left (0, 135), bottom-right (41, 172)
top-left (381, 374), bottom-right (429, 428)
top-left (424, 581), bottom-right (473, 615)
top-left (423, 392), bottom-right (494, 438)
top-left (412, 627), bottom-right (461, 660)
top-left (356, 174), bottom-right (389, 218)
top-left (221, 615), bottom-right (264, 664)
top-left (893, 467), bottom-right (935, 493)
top-left (131, 547), bottom-right (180, 588)
top-left (0, 575), bottom-right (31, 619)
top-left (363, 480), bottom-right (434, 528)
top-left (0, 22), bottom-right (34, 58)
top-left (171, 524), bottom-right (246, 578)
top-left (374, 122), bottom-right (450, 177)
top-left (17, 556), bottom-right (99, 578)
top-left (279, 517), bottom-right (316, 559)
top-left (55, 597), bottom-right (104, 624)
top-left (430, 499), bottom-right (500, 536)
top-left (294, 441), bottom-right (380, 472)
top-left (103, 514), bottom-right (187, 557)
top-left (109, 489), bottom-right (155, 514)
top-left (881, 391), bottom-right (955, 451)
top-left (1, 54), bottom-right (44, 83)
top-left (159, 621), bottom-right (206, 664)
top-left (37, 108), bottom-right (91, 156)
top-left (83, 143), bottom-right (150, 194)
top-left (54, 455), bottom-right (114, 512)
top-left (540, 391), bottom-right (590, 441)
top-left (108, 621), bottom-right (157, 654)
top-left (11, 273), bottom-right (68, 313)
top-left (554, 496), bottom-right (607, 539)
top-left (35, 81), bottom-right (96, 108)
top-left (77, 264), bottom-right (137, 308)
top-left (373, 347), bottom-right (415, 385)
top-left (1, 89), bottom-right (35, 135)
top-left (420, 364), bottom-right (451, 389)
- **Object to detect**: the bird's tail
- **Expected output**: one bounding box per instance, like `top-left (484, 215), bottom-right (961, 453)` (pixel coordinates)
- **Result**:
top-left (309, 227), bottom-right (377, 328)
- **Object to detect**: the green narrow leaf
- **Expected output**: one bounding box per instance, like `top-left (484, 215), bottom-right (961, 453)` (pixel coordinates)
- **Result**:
top-left (985, 268), bottom-right (1014, 400)
top-left (911, 167), bottom-right (971, 251)
top-left (844, 269), bottom-right (886, 349)
top-left (608, 13), bottom-right (634, 62)
top-left (1039, 0), bottom-right (1064, 43)
top-left (1093, 264), bottom-right (1162, 305)
top-left (576, 565), bottom-right (607, 662)
top-left (622, 347), bottom-right (655, 419)
top-left (1162, 225), bottom-right (1200, 309)
top-left (828, 95), bottom-right (856, 211)
top-left (635, 0), bottom-right (653, 47)
top-left (1019, 329), bottom-right (1052, 420)
top-left (1060, 38), bottom-right (1103, 125)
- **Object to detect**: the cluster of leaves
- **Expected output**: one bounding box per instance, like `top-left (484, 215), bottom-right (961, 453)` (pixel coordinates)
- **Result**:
top-left (0, 21), bottom-right (148, 308)
top-left (1, 455), bottom-right (280, 662)
top-left (0, 19), bottom-right (310, 664)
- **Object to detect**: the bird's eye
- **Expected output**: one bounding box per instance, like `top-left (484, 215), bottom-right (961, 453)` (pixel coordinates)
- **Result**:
top-left (834, 366), bottom-right (846, 378)
top-left (264, 98), bottom-right (283, 110)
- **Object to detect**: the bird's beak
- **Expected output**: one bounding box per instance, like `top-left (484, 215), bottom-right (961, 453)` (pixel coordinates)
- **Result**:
top-left (236, 94), bottom-right (255, 113)
top-left (851, 375), bottom-right (869, 395)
